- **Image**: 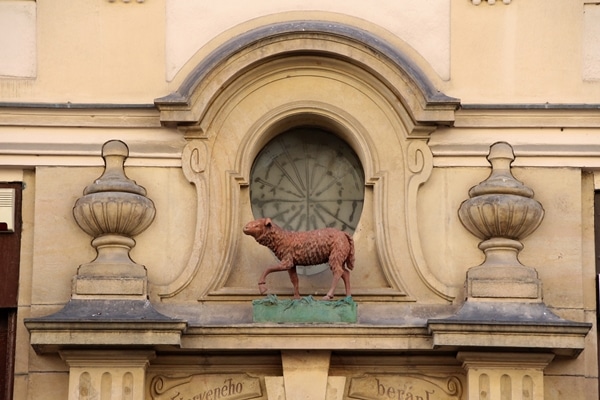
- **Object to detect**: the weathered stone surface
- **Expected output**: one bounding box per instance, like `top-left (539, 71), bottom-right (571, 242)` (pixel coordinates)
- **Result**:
top-left (427, 302), bottom-right (591, 357)
top-left (25, 299), bottom-right (187, 354)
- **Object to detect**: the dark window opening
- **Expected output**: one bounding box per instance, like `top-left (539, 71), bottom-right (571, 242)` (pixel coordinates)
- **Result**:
top-left (0, 182), bottom-right (22, 400)
top-left (594, 191), bottom-right (600, 397)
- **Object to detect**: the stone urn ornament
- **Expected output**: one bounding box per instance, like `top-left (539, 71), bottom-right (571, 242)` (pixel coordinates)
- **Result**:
top-left (458, 142), bottom-right (545, 300)
top-left (72, 140), bottom-right (156, 298)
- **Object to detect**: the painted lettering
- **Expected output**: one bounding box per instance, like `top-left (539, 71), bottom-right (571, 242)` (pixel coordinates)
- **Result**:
top-left (375, 379), bottom-right (435, 400)
top-left (170, 392), bottom-right (182, 400)
top-left (184, 378), bottom-right (244, 400)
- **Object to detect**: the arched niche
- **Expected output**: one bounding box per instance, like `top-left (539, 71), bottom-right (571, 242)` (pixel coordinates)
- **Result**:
top-left (153, 20), bottom-right (461, 302)
top-left (156, 21), bottom-right (458, 131)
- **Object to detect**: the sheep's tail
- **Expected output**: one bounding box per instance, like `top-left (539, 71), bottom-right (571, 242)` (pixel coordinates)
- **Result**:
top-left (344, 232), bottom-right (355, 271)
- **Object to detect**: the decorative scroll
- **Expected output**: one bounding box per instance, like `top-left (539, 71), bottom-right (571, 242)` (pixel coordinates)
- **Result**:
top-left (154, 140), bottom-right (210, 299)
top-left (348, 374), bottom-right (463, 400)
top-left (405, 140), bottom-right (457, 301)
top-left (149, 374), bottom-right (262, 400)
top-left (368, 171), bottom-right (410, 297)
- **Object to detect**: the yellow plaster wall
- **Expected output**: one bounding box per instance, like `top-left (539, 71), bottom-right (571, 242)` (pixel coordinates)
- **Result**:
top-left (2, 1), bottom-right (600, 104)
top-left (451, 0), bottom-right (600, 103)
top-left (5, 0), bottom-right (167, 103)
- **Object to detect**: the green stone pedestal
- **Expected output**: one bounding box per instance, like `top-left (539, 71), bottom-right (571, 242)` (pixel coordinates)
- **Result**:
top-left (252, 295), bottom-right (357, 323)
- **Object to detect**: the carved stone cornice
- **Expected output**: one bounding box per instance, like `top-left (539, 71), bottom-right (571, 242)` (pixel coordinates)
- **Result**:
top-left (430, 104), bottom-right (600, 168)
top-left (428, 301), bottom-right (591, 357)
top-left (25, 299), bottom-right (187, 354)
top-left (455, 104), bottom-right (600, 128)
top-left (182, 324), bottom-right (433, 351)
top-left (0, 102), bottom-right (160, 127)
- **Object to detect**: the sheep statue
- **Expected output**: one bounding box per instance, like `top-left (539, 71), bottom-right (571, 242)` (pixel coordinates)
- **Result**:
top-left (243, 217), bottom-right (355, 300)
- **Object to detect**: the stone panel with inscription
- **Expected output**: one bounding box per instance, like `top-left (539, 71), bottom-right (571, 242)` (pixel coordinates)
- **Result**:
top-left (347, 374), bottom-right (464, 400)
top-left (149, 374), bottom-right (263, 400)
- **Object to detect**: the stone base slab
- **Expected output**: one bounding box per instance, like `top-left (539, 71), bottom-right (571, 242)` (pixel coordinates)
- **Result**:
top-left (72, 275), bottom-right (147, 298)
top-left (252, 295), bottom-right (357, 323)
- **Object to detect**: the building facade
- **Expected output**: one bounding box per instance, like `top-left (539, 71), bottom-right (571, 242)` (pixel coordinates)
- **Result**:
top-left (0, 1), bottom-right (599, 399)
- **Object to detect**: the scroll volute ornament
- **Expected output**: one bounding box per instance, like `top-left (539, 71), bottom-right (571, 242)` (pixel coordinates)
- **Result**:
top-left (73, 140), bottom-right (155, 278)
top-left (458, 142), bottom-right (544, 299)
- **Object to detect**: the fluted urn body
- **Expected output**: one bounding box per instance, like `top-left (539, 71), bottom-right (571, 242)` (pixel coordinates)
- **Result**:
top-left (458, 142), bottom-right (544, 300)
top-left (72, 140), bottom-right (155, 297)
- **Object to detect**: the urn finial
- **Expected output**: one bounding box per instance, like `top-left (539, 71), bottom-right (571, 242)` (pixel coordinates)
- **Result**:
top-left (72, 140), bottom-right (156, 298)
top-left (458, 142), bottom-right (544, 300)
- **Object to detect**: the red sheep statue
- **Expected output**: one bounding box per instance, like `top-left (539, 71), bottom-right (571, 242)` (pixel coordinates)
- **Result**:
top-left (243, 217), bottom-right (355, 300)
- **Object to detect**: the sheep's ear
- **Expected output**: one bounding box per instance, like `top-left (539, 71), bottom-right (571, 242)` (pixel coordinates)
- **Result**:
top-left (264, 218), bottom-right (272, 227)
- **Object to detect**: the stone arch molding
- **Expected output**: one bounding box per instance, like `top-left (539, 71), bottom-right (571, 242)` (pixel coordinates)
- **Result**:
top-left (154, 20), bottom-right (460, 302)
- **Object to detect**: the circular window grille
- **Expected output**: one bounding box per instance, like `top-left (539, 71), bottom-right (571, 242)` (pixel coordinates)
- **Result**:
top-left (250, 127), bottom-right (365, 275)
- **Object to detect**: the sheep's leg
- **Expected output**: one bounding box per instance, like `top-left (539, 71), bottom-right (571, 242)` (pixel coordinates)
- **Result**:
top-left (258, 281), bottom-right (269, 295)
top-left (323, 267), bottom-right (343, 300)
top-left (258, 258), bottom-right (293, 295)
top-left (341, 269), bottom-right (351, 297)
top-left (287, 266), bottom-right (300, 299)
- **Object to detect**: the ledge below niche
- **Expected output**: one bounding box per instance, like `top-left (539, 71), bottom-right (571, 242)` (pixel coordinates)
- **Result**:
top-left (24, 299), bottom-right (187, 354)
top-left (427, 301), bottom-right (592, 357)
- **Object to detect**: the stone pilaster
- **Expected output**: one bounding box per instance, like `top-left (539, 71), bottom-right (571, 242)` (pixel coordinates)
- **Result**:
top-left (264, 351), bottom-right (345, 400)
top-left (282, 350), bottom-right (331, 400)
top-left (60, 350), bottom-right (155, 400)
top-left (457, 352), bottom-right (554, 400)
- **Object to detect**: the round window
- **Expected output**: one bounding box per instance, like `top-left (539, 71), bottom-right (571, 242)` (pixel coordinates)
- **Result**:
top-left (250, 127), bottom-right (365, 275)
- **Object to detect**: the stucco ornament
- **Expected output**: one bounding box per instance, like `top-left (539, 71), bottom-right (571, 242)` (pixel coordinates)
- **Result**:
top-left (458, 141), bottom-right (544, 299)
top-left (243, 217), bottom-right (355, 300)
top-left (73, 140), bottom-right (156, 281)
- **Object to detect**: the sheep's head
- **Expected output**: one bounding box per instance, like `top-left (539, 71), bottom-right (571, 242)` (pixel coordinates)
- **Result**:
top-left (243, 217), bottom-right (273, 240)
